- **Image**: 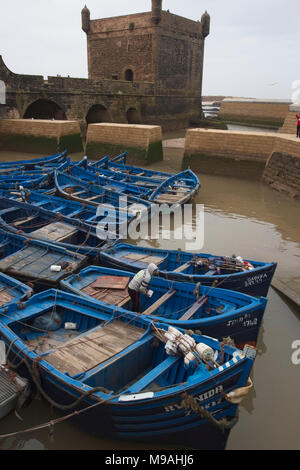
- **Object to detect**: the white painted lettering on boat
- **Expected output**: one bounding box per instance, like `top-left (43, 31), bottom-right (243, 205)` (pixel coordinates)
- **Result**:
top-left (244, 273), bottom-right (268, 287)
top-left (105, 455), bottom-right (139, 467)
top-left (164, 385), bottom-right (223, 413)
top-left (226, 313), bottom-right (258, 328)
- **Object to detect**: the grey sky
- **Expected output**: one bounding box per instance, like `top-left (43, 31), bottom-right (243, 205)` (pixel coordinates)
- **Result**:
top-left (1, 0), bottom-right (299, 100)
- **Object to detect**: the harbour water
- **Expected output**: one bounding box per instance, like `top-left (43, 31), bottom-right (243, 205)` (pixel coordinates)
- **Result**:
top-left (0, 137), bottom-right (299, 451)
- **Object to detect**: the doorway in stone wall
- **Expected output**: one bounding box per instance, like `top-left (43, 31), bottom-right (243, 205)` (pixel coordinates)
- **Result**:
top-left (127, 107), bottom-right (141, 124)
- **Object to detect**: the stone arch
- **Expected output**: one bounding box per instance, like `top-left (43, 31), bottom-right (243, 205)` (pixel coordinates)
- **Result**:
top-left (86, 104), bottom-right (112, 124)
top-left (0, 80), bottom-right (6, 105)
top-left (23, 99), bottom-right (67, 120)
top-left (126, 107), bottom-right (141, 124)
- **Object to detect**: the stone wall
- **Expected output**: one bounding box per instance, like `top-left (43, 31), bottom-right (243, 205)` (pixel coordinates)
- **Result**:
top-left (279, 105), bottom-right (300, 135)
top-left (0, 119), bottom-right (83, 154)
top-left (86, 123), bottom-right (163, 164)
top-left (219, 99), bottom-right (291, 128)
top-left (182, 129), bottom-right (276, 179)
top-left (182, 126), bottom-right (300, 197)
top-left (263, 147), bottom-right (300, 198)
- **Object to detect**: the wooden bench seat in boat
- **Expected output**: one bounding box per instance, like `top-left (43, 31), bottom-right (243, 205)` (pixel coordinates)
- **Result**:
top-left (45, 320), bottom-right (145, 376)
top-left (142, 289), bottom-right (176, 316)
top-left (179, 297), bottom-right (208, 321)
top-left (126, 356), bottom-right (180, 393)
top-left (173, 261), bottom-right (191, 273)
top-left (31, 222), bottom-right (77, 242)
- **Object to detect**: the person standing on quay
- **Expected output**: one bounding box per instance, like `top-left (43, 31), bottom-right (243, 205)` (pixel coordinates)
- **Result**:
top-left (296, 113), bottom-right (300, 138)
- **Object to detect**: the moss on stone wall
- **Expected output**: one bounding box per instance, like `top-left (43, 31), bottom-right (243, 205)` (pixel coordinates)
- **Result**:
top-left (182, 152), bottom-right (265, 180)
top-left (86, 140), bottom-right (163, 165)
top-left (59, 133), bottom-right (84, 154)
top-left (146, 140), bottom-right (163, 163)
top-left (0, 133), bottom-right (58, 154)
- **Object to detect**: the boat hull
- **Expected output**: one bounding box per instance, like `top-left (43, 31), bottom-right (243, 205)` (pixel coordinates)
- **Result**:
top-left (99, 245), bottom-right (276, 297)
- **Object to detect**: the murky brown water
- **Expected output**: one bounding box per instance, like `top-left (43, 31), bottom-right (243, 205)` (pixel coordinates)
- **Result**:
top-left (0, 136), bottom-right (299, 450)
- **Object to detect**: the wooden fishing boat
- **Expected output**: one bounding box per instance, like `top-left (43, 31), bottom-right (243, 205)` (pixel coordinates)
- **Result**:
top-left (0, 271), bottom-right (32, 307)
top-left (99, 243), bottom-right (277, 297)
top-left (148, 169), bottom-right (200, 205)
top-left (54, 171), bottom-right (152, 221)
top-left (68, 165), bottom-right (152, 198)
top-left (61, 266), bottom-right (267, 348)
top-left (1, 187), bottom-right (135, 236)
top-left (90, 152), bottom-right (174, 181)
top-left (0, 195), bottom-right (116, 253)
top-left (0, 288), bottom-right (256, 449)
top-left (77, 157), bottom-right (162, 188)
top-left (0, 228), bottom-right (88, 289)
top-left (0, 158), bottom-right (71, 190)
top-left (0, 150), bottom-right (68, 171)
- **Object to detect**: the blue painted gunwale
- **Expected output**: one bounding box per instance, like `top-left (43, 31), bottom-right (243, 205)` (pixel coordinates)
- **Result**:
top-left (0, 288), bottom-right (255, 449)
top-left (0, 195), bottom-right (117, 252)
top-left (91, 152), bottom-right (174, 180)
top-left (1, 186), bottom-right (135, 234)
top-left (99, 243), bottom-right (277, 298)
top-left (0, 150), bottom-right (68, 170)
top-left (60, 265), bottom-right (267, 346)
top-left (77, 157), bottom-right (165, 188)
top-left (54, 170), bottom-right (153, 215)
top-left (0, 158), bottom-right (71, 190)
top-left (68, 165), bottom-right (152, 198)
top-left (0, 271), bottom-right (32, 305)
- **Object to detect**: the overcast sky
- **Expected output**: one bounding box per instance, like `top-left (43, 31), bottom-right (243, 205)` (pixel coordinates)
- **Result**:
top-left (1, 0), bottom-right (299, 100)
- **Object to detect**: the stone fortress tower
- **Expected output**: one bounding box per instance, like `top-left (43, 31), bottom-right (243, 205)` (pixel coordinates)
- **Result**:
top-left (82, 1), bottom-right (210, 105)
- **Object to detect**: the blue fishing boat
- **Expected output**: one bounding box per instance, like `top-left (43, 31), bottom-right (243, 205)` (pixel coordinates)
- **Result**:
top-left (0, 271), bottom-right (32, 307)
top-left (0, 288), bottom-right (256, 449)
top-left (0, 150), bottom-right (68, 171)
top-left (0, 228), bottom-right (88, 289)
top-left (89, 152), bottom-right (173, 181)
top-left (61, 265), bottom-right (267, 348)
top-left (54, 171), bottom-right (152, 223)
top-left (1, 187), bottom-right (135, 236)
top-left (148, 169), bottom-right (200, 205)
top-left (68, 165), bottom-right (152, 198)
top-left (0, 158), bottom-right (71, 190)
top-left (99, 243), bottom-right (277, 297)
top-left (0, 195), bottom-right (116, 253)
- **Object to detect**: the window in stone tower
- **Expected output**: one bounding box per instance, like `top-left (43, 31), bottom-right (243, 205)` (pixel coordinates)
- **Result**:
top-left (125, 69), bottom-right (134, 82)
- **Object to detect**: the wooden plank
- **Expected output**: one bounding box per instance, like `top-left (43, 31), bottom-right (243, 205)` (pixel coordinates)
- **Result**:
top-left (179, 297), bottom-right (208, 321)
top-left (32, 222), bottom-right (77, 242)
top-left (0, 246), bottom-right (42, 271)
top-left (140, 255), bottom-right (164, 265)
top-left (173, 261), bottom-right (191, 273)
top-left (0, 289), bottom-right (14, 306)
top-left (123, 253), bottom-right (149, 261)
top-left (89, 275), bottom-right (130, 290)
top-left (13, 215), bottom-right (38, 227)
top-left (85, 195), bottom-right (102, 201)
top-left (142, 289), bottom-right (176, 316)
top-left (45, 320), bottom-right (144, 376)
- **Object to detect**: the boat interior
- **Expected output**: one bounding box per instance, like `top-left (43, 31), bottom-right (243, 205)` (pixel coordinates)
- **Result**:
top-left (7, 300), bottom-right (217, 394)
